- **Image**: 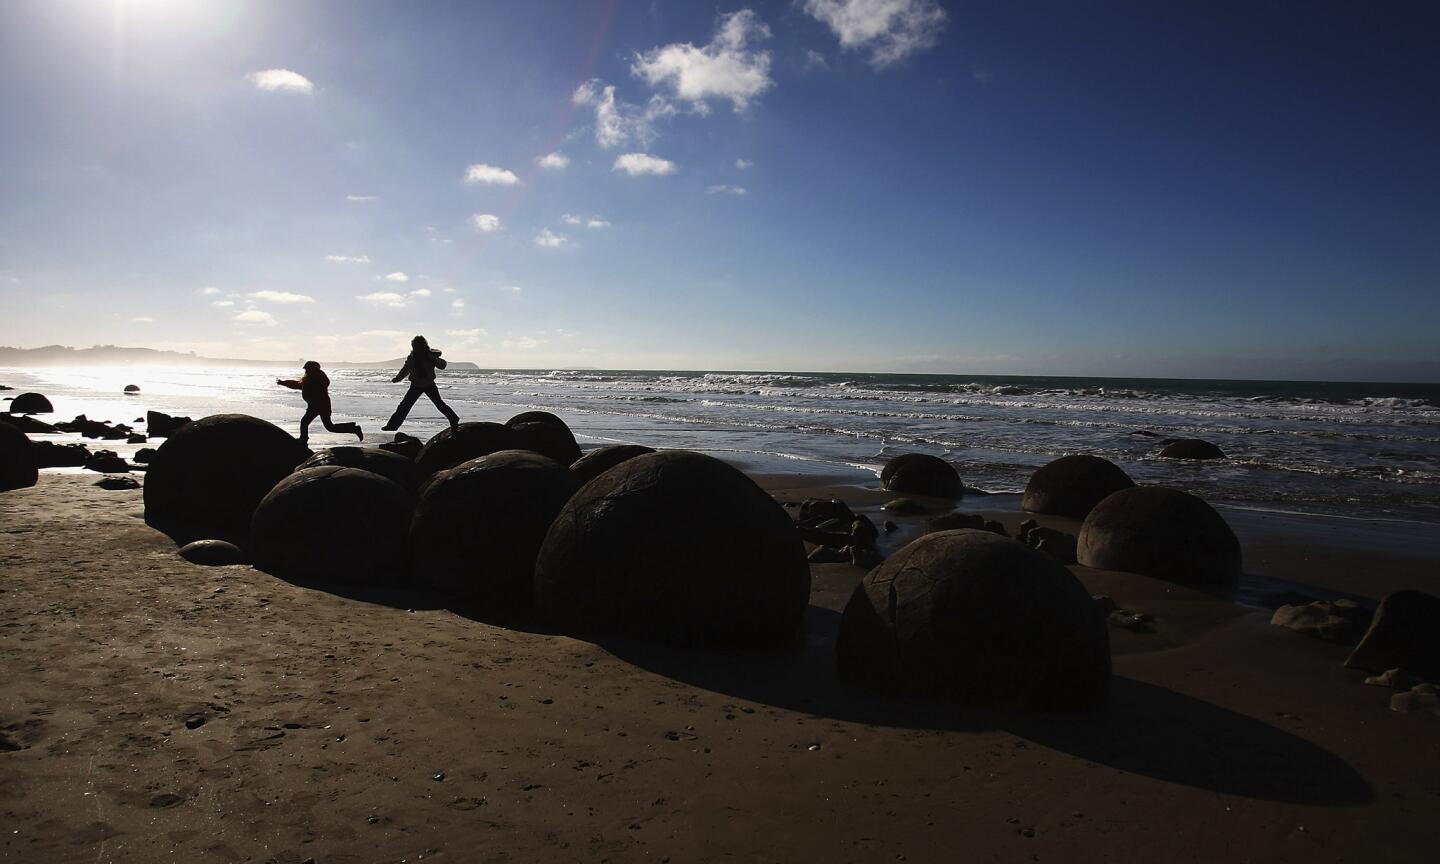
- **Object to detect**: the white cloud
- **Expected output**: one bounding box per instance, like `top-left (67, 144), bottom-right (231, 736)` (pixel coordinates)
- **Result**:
top-left (464, 163), bottom-right (520, 185)
top-left (802, 0), bottom-right (947, 67)
top-left (502, 336), bottom-right (544, 350)
top-left (346, 194), bottom-right (379, 203)
top-left (247, 68), bottom-right (315, 94)
top-left (446, 328), bottom-right (486, 338)
top-left (561, 213), bottom-right (582, 225)
top-left (410, 288), bottom-right (432, 298)
top-left (613, 153), bottom-right (678, 176)
top-left (326, 254), bottom-right (371, 264)
top-left (451, 299), bottom-right (466, 311)
top-left (384, 272), bottom-right (409, 282)
top-left (631, 10), bottom-right (773, 112)
top-left (471, 213), bottom-right (503, 233)
top-left (233, 309), bottom-right (277, 326)
top-left (536, 152), bottom-right (569, 170)
top-left (131, 316), bottom-right (155, 323)
top-left (534, 229), bottom-right (569, 249)
top-left (735, 158), bottom-right (754, 170)
top-left (804, 49), bottom-right (830, 71)
top-left (706, 184), bottom-right (747, 195)
top-left (211, 300), bottom-right (235, 308)
top-left (501, 285), bottom-right (523, 293)
top-left (586, 218), bottom-right (611, 229)
top-left (572, 79), bottom-right (671, 149)
top-left (357, 292), bottom-right (410, 308)
top-left (200, 286), bottom-right (222, 296)
top-left (250, 290), bottom-right (315, 304)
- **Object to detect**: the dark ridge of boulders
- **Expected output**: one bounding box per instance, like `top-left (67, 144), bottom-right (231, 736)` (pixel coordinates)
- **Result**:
top-left (250, 466), bottom-right (411, 585)
top-left (881, 453), bottom-right (964, 498)
top-left (569, 444), bottom-right (655, 487)
top-left (410, 451), bottom-right (578, 610)
top-left (0, 422), bottom-right (38, 491)
top-left (132, 447), bottom-right (157, 465)
top-left (534, 450), bottom-right (809, 649)
top-left (1158, 439), bottom-right (1226, 460)
top-left (794, 498), bottom-right (885, 569)
top-left (0, 414), bottom-right (56, 434)
top-left (94, 475), bottom-right (140, 490)
top-left (1270, 600), bottom-right (1371, 644)
top-left (377, 432), bottom-right (423, 461)
top-left (414, 422), bottom-right (517, 478)
top-left (127, 433), bottom-right (147, 444)
top-left (0, 385), bottom-right (11, 390)
top-left (836, 529), bottom-right (1110, 710)
top-left (1345, 590), bottom-right (1440, 682)
top-left (1077, 486), bottom-right (1241, 590)
top-left (1022, 454), bottom-right (1135, 518)
top-left (509, 420), bottom-right (583, 467)
top-left (33, 441), bottom-right (90, 468)
top-left (146, 411), bottom-right (193, 439)
top-left (84, 450), bottom-right (130, 473)
top-left (298, 446), bottom-right (418, 492)
top-left (52, 415), bottom-right (129, 440)
top-left (1017, 519), bottom-right (1078, 564)
top-left (179, 539), bottom-right (248, 566)
top-left (144, 414), bottom-right (308, 544)
top-left (7, 392), bottom-right (53, 414)
top-left (124, 384), bottom-right (140, 394)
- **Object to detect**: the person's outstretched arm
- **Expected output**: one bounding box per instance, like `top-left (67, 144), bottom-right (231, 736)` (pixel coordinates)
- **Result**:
top-left (432, 351), bottom-right (447, 370)
top-left (277, 378), bottom-right (302, 390)
top-left (391, 358), bottom-right (411, 383)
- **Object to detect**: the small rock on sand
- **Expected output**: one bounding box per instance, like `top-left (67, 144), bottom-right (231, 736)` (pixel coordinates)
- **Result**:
top-left (1390, 683), bottom-right (1440, 717)
top-left (1271, 599), bottom-right (1370, 644)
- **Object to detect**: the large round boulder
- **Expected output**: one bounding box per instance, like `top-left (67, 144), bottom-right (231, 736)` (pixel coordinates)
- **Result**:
top-left (299, 446), bottom-right (417, 491)
top-left (8, 392), bottom-right (53, 414)
top-left (1023, 454), bottom-right (1135, 518)
top-left (569, 444), bottom-right (656, 487)
top-left (509, 420), bottom-right (582, 466)
top-left (506, 410), bottom-right (570, 430)
top-left (414, 422), bottom-right (516, 478)
top-left (143, 414), bottom-right (307, 543)
top-left (837, 529), bottom-right (1110, 710)
top-left (1159, 439), bottom-right (1225, 460)
top-left (410, 451), bottom-right (578, 610)
top-left (0, 422), bottom-right (38, 491)
top-left (881, 453), bottom-right (963, 498)
top-left (1077, 486), bottom-right (1241, 590)
top-left (534, 450), bottom-right (809, 648)
top-left (250, 466), bottom-right (410, 584)
top-left (123, 384), bottom-right (141, 394)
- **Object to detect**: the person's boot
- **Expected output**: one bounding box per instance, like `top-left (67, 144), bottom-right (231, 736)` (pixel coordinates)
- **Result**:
top-left (355, 426), bottom-right (364, 442)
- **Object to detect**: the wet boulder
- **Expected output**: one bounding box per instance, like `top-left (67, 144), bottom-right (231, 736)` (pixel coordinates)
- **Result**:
top-left (179, 539), bottom-right (247, 566)
top-left (414, 422), bottom-right (517, 478)
top-left (410, 450), bottom-right (578, 610)
top-left (881, 453), bottom-right (963, 498)
top-left (123, 384), bottom-right (141, 394)
top-left (145, 410), bottom-right (193, 438)
top-left (144, 414), bottom-right (307, 544)
top-left (509, 420), bottom-right (582, 466)
top-left (798, 498), bottom-right (855, 523)
top-left (570, 444), bottom-right (656, 487)
top-left (535, 450), bottom-right (809, 649)
top-left (1023, 454), bottom-right (1135, 518)
top-left (94, 475), bottom-right (140, 490)
top-left (377, 432), bottom-right (423, 461)
top-left (8, 392), bottom-right (53, 414)
top-left (1159, 439), bottom-right (1226, 460)
top-left (132, 447), bottom-right (157, 465)
top-left (837, 529), bottom-right (1110, 710)
top-left (1271, 599), bottom-right (1370, 644)
top-left (505, 410), bottom-right (570, 430)
top-left (84, 450), bottom-right (130, 473)
top-left (1077, 486), bottom-right (1241, 590)
top-left (298, 446), bottom-right (417, 492)
top-left (0, 423), bottom-right (38, 491)
top-left (250, 466), bottom-right (410, 584)
top-left (1345, 590), bottom-right (1440, 682)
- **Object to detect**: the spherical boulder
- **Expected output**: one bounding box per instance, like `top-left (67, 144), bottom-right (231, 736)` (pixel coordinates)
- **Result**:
top-left (410, 450), bottom-right (578, 609)
top-left (509, 420), bottom-right (582, 466)
top-left (1159, 439), bottom-right (1225, 460)
top-left (0, 422), bottom-right (38, 491)
top-left (881, 453), bottom-right (963, 498)
top-left (250, 466), bottom-right (410, 584)
top-left (569, 444), bottom-right (655, 487)
top-left (123, 384), bottom-right (141, 394)
top-left (837, 529), bottom-right (1110, 710)
top-left (8, 392), bottom-right (53, 414)
top-left (1023, 454), bottom-right (1135, 518)
top-left (299, 446), bottom-right (417, 491)
top-left (1077, 486), bottom-right (1241, 589)
top-left (143, 414), bottom-right (307, 543)
top-left (414, 422), bottom-right (516, 478)
top-left (179, 539), bottom-right (248, 566)
top-left (535, 450), bottom-right (809, 648)
top-left (506, 410), bottom-right (570, 430)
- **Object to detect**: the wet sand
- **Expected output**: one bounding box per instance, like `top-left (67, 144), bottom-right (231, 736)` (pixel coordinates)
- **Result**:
top-left (2, 470), bottom-right (1439, 863)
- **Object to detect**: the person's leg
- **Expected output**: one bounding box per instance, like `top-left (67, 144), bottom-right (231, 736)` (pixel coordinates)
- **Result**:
top-left (383, 385), bottom-right (424, 430)
top-left (424, 384), bottom-right (460, 428)
top-left (299, 407), bottom-right (318, 444)
top-left (320, 412), bottom-right (363, 440)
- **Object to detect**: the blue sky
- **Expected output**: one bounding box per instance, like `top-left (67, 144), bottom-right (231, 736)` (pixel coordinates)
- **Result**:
top-left (1, 0), bottom-right (1437, 380)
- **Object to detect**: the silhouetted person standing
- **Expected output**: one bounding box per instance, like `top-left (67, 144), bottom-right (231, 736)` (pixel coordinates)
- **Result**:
top-left (382, 335), bottom-right (460, 431)
top-left (277, 361), bottom-right (364, 445)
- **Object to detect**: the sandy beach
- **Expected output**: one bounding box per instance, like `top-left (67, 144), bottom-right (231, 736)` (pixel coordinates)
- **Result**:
top-left (3, 467), bottom-right (1438, 864)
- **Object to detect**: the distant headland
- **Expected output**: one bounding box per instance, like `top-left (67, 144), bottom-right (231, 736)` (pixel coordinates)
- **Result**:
top-left (0, 344), bottom-right (481, 371)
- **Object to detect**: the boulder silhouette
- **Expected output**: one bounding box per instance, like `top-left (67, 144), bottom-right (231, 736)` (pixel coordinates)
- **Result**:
top-left (179, 539), bottom-right (247, 566)
top-left (1023, 454), bottom-right (1135, 518)
top-left (1077, 486), bottom-right (1241, 590)
top-left (509, 420), bottom-right (582, 466)
top-left (146, 411), bottom-right (193, 438)
top-left (251, 466), bottom-right (410, 584)
top-left (837, 529), bottom-right (1109, 710)
top-left (8, 392), bottom-right (53, 414)
top-left (0, 422), bottom-right (38, 491)
top-left (569, 444), bottom-right (656, 487)
top-left (1345, 590), bottom-right (1440, 682)
top-left (410, 450), bottom-right (578, 609)
top-left (377, 432), bottom-right (422, 461)
top-left (506, 410), bottom-right (570, 430)
top-left (123, 384), bottom-right (140, 394)
top-left (298, 446), bottom-right (418, 491)
top-left (881, 453), bottom-right (963, 497)
top-left (144, 414), bottom-right (307, 544)
top-left (1159, 439), bottom-right (1226, 460)
top-left (535, 450), bottom-right (809, 649)
top-left (414, 422), bottom-right (517, 478)
top-left (0, 414), bottom-right (55, 434)
top-left (33, 440), bottom-right (89, 468)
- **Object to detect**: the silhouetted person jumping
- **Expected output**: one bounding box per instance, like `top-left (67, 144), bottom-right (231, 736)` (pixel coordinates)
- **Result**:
top-left (382, 335), bottom-right (460, 431)
top-left (277, 361), bottom-right (364, 445)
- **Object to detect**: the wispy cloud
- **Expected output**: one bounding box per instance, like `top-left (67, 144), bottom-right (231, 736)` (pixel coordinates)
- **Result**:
top-left (357, 292), bottom-right (410, 308)
top-left (501, 285), bottom-right (523, 293)
top-left (572, 79), bottom-right (672, 149)
top-left (735, 158), bottom-right (754, 170)
top-left (384, 272), bottom-right (409, 282)
top-left (502, 336), bottom-right (545, 350)
top-left (250, 290), bottom-right (314, 304)
top-left (131, 316), bottom-right (155, 323)
top-left (200, 286), bottom-right (222, 296)
top-left (802, 0), bottom-right (947, 67)
top-left (451, 298), bottom-right (466, 311)
top-left (247, 68), bottom-right (315, 94)
top-left (587, 218), bottom-right (611, 229)
top-left (561, 213), bottom-right (582, 226)
top-left (631, 10), bottom-right (773, 113)
top-left (471, 213), bottom-right (502, 233)
top-left (446, 328), bottom-right (487, 338)
top-left (211, 300), bottom-right (235, 308)
top-left (411, 288), bottom-right (432, 298)
top-left (346, 194), bottom-right (379, 203)
top-left (706, 184), bottom-right (747, 195)
top-left (464, 163), bottom-right (520, 185)
top-left (534, 229), bottom-right (569, 249)
top-left (613, 153), bottom-right (678, 176)
top-left (536, 152), bottom-right (569, 170)
top-left (325, 254), bottom-right (370, 264)
top-left (233, 309), bottom-right (278, 326)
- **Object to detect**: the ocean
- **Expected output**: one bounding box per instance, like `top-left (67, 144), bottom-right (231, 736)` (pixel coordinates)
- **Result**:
top-left (5, 366), bottom-right (1439, 524)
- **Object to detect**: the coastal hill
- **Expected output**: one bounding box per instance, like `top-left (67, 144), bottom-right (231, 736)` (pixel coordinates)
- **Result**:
top-left (0, 344), bottom-right (481, 371)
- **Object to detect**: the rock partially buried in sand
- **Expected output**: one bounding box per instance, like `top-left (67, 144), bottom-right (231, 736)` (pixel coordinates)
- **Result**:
top-left (569, 444), bottom-right (656, 487)
top-left (881, 454), bottom-right (963, 498)
top-left (8, 392), bottom-right (54, 414)
top-left (534, 450), bottom-right (810, 649)
top-left (1023, 454), bottom-right (1135, 518)
top-left (1270, 599), bottom-right (1370, 644)
top-left (411, 450), bottom-right (578, 610)
top-left (179, 539), bottom-right (248, 566)
top-left (509, 420), bottom-right (583, 466)
top-left (1345, 590), bottom-right (1440, 682)
top-left (1158, 439), bottom-right (1226, 460)
top-left (84, 450), bottom-right (130, 473)
top-left (94, 475), bottom-right (140, 490)
top-left (836, 529), bottom-right (1110, 710)
top-left (1077, 486), bottom-right (1241, 590)
top-left (124, 384), bottom-right (140, 394)
top-left (298, 446), bottom-right (418, 492)
top-left (882, 497), bottom-right (931, 515)
top-left (0, 422), bottom-right (38, 491)
top-left (250, 466), bottom-right (410, 584)
top-left (1390, 683), bottom-right (1440, 717)
top-left (145, 410), bottom-right (193, 439)
top-left (144, 414), bottom-right (308, 543)
top-left (414, 422), bottom-right (517, 478)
